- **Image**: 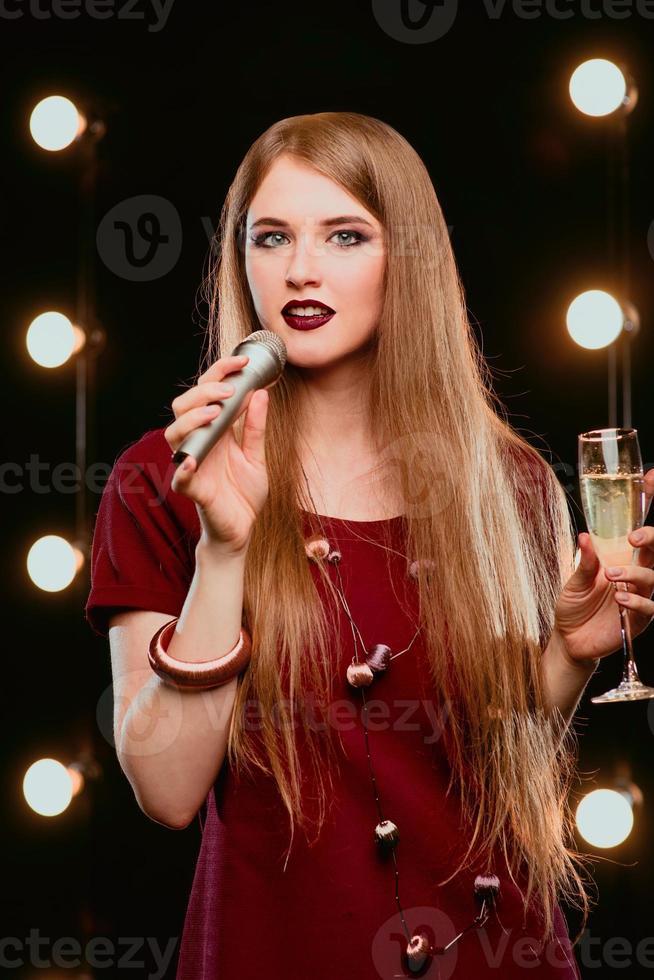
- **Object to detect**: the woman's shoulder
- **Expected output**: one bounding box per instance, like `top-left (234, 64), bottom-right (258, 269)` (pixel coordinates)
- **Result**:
top-left (112, 425), bottom-right (173, 469)
top-left (85, 427), bottom-right (200, 637)
top-left (110, 425), bottom-right (179, 481)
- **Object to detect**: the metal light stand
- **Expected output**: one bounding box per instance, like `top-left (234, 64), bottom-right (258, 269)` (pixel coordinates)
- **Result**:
top-left (74, 115), bottom-right (106, 566)
top-left (605, 76), bottom-right (638, 429)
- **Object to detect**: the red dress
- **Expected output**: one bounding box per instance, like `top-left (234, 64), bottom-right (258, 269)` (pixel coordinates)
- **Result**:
top-left (85, 427), bottom-right (582, 979)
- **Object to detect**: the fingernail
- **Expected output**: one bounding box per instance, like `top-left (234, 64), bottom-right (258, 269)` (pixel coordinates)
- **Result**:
top-left (606, 566), bottom-right (623, 576)
top-left (616, 592), bottom-right (630, 602)
top-left (632, 530), bottom-right (644, 543)
top-left (181, 458), bottom-right (193, 471)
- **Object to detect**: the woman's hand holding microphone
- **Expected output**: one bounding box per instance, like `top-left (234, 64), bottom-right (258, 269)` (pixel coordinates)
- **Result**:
top-left (164, 354), bottom-right (270, 558)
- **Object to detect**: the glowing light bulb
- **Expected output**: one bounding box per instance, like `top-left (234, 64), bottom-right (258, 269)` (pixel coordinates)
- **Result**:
top-left (569, 60), bottom-right (627, 117)
top-left (27, 535), bottom-right (83, 592)
top-left (26, 311), bottom-right (85, 367)
top-left (23, 759), bottom-right (73, 816)
top-left (566, 290), bottom-right (623, 350)
top-left (576, 789), bottom-right (634, 848)
top-left (29, 95), bottom-right (87, 151)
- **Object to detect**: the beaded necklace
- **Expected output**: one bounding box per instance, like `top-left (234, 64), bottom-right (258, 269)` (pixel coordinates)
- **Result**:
top-left (300, 465), bottom-right (501, 975)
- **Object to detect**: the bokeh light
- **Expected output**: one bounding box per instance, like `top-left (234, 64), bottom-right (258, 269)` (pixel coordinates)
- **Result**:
top-left (569, 59), bottom-right (627, 117)
top-left (566, 290), bottom-right (624, 350)
top-left (576, 788), bottom-right (634, 848)
top-left (29, 95), bottom-right (86, 151)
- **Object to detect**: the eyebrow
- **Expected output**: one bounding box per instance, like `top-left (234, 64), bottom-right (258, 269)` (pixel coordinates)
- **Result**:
top-left (250, 215), bottom-right (375, 230)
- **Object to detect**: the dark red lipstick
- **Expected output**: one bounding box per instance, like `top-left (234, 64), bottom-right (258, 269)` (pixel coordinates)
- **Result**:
top-left (281, 299), bottom-right (335, 331)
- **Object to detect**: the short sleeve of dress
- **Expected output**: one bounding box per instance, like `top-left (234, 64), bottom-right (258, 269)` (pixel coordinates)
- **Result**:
top-left (84, 428), bottom-right (201, 638)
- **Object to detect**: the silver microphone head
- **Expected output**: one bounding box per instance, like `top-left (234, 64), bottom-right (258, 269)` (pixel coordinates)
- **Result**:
top-left (234, 330), bottom-right (287, 374)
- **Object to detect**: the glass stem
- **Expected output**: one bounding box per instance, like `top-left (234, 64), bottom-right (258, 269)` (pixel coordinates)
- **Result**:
top-left (615, 581), bottom-right (641, 685)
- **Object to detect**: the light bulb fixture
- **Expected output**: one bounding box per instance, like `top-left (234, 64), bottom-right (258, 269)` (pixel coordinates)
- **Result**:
top-left (575, 767), bottom-right (643, 849)
top-left (26, 311), bottom-right (106, 369)
top-left (23, 755), bottom-right (102, 816)
top-left (566, 289), bottom-right (624, 350)
top-left (29, 95), bottom-right (87, 151)
top-left (26, 535), bottom-right (85, 592)
top-left (29, 94), bottom-right (107, 152)
top-left (569, 59), bottom-right (638, 118)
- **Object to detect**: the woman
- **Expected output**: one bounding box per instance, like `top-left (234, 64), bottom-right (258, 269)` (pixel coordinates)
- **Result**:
top-left (85, 111), bottom-right (654, 979)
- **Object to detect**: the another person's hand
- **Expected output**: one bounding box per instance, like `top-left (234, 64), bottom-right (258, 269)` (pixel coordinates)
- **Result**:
top-left (552, 469), bottom-right (654, 665)
top-left (164, 354), bottom-right (270, 556)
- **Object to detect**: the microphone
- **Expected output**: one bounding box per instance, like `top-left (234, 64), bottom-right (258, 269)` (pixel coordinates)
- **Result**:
top-left (171, 329), bottom-right (287, 468)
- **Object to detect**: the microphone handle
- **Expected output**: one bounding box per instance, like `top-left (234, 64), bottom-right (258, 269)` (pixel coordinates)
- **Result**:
top-left (172, 363), bottom-right (266, 468)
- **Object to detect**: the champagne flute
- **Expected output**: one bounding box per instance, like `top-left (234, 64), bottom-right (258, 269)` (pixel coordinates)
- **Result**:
top-left (578, 427), bottom-right (654, 703)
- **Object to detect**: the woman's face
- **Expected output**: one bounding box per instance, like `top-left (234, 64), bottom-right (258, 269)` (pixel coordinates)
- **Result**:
top-left (244, 155), bottom-right (386, 369)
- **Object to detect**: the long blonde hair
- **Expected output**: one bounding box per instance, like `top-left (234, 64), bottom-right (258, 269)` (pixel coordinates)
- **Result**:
top-left (196, 111), bottom-right (593, 944)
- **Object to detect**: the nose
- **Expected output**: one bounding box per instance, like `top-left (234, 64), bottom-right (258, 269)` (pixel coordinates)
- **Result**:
top-left (284, 228), bottom-right (322, 288)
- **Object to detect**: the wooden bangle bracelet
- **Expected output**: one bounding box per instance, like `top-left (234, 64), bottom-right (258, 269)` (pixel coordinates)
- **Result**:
top-left (148, 618), bottom-right (252, 690)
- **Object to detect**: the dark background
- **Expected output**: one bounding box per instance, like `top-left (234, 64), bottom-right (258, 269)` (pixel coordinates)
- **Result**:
top-left (2, 1), bottom-right (654, 977)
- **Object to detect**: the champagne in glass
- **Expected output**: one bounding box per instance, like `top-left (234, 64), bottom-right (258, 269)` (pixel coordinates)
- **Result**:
top-left (578, 427), bottom-right (654, 703)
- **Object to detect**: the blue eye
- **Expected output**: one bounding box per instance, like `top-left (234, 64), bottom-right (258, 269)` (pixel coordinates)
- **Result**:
top-left (251, 229), bottom-right (367, 248)
top-left (330, 230), bottom-right (365, 247)
top-left (252, 232), bottom-right (287, 247)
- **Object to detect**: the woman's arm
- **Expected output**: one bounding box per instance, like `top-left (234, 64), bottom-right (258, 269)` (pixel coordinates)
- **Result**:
top-left (109, 541), bottom-right (248, 829)
top-left (540, 627), bottom-right (599, 726)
